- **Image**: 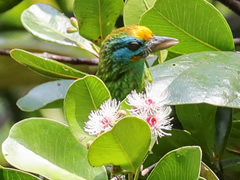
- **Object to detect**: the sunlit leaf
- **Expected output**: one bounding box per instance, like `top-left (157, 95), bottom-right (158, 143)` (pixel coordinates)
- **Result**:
top-left (148, 146), bottom-right (202, 180)
top-left (2, 118), bottom-right (107, 180)
top-left (74, 0), bottom-right (124, 46)
top-left (10, 49), bottom-right (86, 79)
top-left (0, 166), bottom-right (40, 180)
top-left (64, 75), bottom-right (111, 146)
top-left (123, 0), bottom-right (156, 26)
top-left (141, 0), bottom-right (234, 54)
top-left (21, 3), bottom-right (98, 57)
top-left (88, 117), bottom-right (151, 173)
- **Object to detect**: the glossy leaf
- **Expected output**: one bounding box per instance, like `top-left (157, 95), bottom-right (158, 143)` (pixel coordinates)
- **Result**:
top-left (2, 118), bottom-right (107, 180)
top-left (88, 117), bottom-right (151, 173)
top-left (17, 80), bottom-right (74, 112)
top-left (148, 146), bottom-right (202, 180)
top-left (64, 75), bottom-right (111, 146)
top-left (21, 3), bottom-right (98, 57)
top-left (74, 0), bottom-right (124, 46)
top-left (0, 0), bottom-right (22, 13)
top-left (150, 51), bottom-right (240, 108)
top-left (123, 0), bottom-right (156, 26)
top-left (0, 166), bottom-right (40, 180)
top-left (176, 104), bottom-right (217, 161)
top-left (10, 49), bottom-right (86, 79)
top-left (141, 0), bottom-right (234, 54)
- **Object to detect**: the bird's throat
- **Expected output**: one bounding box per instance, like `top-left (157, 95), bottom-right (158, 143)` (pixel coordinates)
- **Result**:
top-left (97, 57), bottom-right (151, 100)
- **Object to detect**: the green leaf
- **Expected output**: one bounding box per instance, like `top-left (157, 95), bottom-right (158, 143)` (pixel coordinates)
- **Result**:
top-left (88, 117), bottom-right (151, 173)
top-left (2, 118), bottom-right (107, 180)
top-left (0, 0), bottom-right (22, 13)
top-left (64, 75), bottom-right (111, 146)
top-left (10, 49), bottom-right (86, 79)
top-left (123, 0), bottom-right (156, 26)
top-left (21, 3), bottom-right (98, 57)
top-left (17, 80), bottom-right (74, 112)
top-left (148, 146), bottom-right (202, 180)
top-left (74, 0), bottom-right (124, 46)
top-left (144, 129), bottom-right (198, 167)
top-left (150, 51), bottom-right (240, 108)
top-left (176, 104), bottom-right (217, 161)
top-left (222, 120), bottom-right (240, 177)
top-left (200, 162), bottom-right (219, 180)
top-left (0, 166), bottom-right (40, 180)
top-left (140, 0), bottom-right (234, 54)
top-left (215, 107), bottom-right (232, 161)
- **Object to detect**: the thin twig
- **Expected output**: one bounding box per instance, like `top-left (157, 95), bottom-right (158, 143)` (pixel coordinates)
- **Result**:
top-left (0, 49), bottom-right (99, 65)
top-left (0, 49), bottom-right (10, 56)
top-left (226, 148), bottom-right (240, 155)
top-left (217, 0), bottom-right (240, 15)
top-left (234, 38), bottom-right (240, 46)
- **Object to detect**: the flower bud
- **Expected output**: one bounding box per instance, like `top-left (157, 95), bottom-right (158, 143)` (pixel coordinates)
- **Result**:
top-left (66, 27), bottom-right (78, 33)
top-left (70, 17), bottom-right (79, 29)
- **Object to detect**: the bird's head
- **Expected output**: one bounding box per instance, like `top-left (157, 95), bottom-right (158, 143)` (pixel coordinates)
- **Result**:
top-left (99, 25), bottom-right (179, 64)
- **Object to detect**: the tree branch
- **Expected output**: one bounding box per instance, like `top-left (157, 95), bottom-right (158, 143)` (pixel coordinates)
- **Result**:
top-left (0, 49), bottom-right (99, 65)
top-left (217, 0), bottom-right (240, 15)
top-left (234, 38), bottom-right (240, 46)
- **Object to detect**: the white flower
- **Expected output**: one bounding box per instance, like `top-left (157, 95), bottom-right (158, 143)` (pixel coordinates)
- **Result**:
top-left (127, 83), bottom-right (169, 115)
top-left (84, 99), bottom-right (121, 136)
top-left (139, 107), bottom-right (173, 137)
top-left (126, 83), bottom-right (173, 138)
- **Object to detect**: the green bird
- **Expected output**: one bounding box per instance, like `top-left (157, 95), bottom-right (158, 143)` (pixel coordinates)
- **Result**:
top-left (97, 25), bottom-right (178, 101)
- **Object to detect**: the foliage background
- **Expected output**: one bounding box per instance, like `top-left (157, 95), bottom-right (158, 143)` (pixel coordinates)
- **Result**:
top-left (0, 0), bottom-right (240, 179)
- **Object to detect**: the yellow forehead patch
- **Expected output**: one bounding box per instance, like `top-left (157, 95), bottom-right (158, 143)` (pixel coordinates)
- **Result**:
top-left (112, 25), bottom-right (153, 41)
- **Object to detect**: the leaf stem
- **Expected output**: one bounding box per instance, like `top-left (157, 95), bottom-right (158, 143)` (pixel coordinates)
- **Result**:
top-left (128, 172), bottom-right (133, 180)
top-left (133, 167), bottom-right (140, 180)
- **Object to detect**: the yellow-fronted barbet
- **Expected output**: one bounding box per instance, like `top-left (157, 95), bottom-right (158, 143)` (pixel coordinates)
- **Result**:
top-left (96, 25), bottom-right (178, 101)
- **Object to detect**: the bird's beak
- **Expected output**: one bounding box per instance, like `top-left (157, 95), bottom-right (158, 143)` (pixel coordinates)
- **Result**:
top-left (147, 36), bottom-right (179, 52)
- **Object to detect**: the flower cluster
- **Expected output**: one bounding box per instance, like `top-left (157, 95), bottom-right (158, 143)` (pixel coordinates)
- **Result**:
top-left (127, 84), bottom-right (173, 138)
top-left (84, 83), bottom-right (173, 138)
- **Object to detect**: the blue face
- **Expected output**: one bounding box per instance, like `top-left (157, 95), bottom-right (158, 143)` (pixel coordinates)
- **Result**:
top-left (108, 36), bottom-right (147, 63)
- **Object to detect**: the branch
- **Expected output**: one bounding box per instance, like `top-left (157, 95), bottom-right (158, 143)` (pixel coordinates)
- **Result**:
top-left (227, 148), bottom-right (240, 155)
top-left (234, 38), bottom-right (240, 46)
top-left (217, 0), bottom-right (240, 15)
top-left (0, 49), bottom-right (99, 65)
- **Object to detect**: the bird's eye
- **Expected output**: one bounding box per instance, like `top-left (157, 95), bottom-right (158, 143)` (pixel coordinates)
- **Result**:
top-left (127, 41), bottom-right (141, 51)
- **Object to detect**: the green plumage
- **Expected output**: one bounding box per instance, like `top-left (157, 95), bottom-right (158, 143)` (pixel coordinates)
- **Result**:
top-left (96, 29), bottom-right (152, 101)
top-left (96, 25), bottom-right (178, 101)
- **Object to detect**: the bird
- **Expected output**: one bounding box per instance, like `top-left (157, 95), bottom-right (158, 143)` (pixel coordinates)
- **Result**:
top-left (96, 25), bottom-right (178, 101)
